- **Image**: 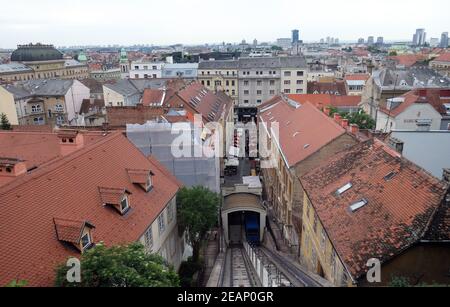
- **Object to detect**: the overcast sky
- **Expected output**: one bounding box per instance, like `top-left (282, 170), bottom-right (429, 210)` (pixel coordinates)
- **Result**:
top-left (1, 0), bottom-right (449, 48)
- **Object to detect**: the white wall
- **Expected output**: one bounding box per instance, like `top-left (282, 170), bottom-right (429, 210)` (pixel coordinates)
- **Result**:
top-left (64, 80), bottom-right (91, 124)
top-left (129, 62), bottom-right (163, 79)
top-left (391, 130), bottom-right (450, 179)
top-left (0, 86), bottom-right (19, 125)
top-left (377, 104), bottom-right (442, 132)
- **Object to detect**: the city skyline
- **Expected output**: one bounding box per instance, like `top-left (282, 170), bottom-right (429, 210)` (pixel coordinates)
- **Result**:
top-left (1, 0), bottom-right (449, 48)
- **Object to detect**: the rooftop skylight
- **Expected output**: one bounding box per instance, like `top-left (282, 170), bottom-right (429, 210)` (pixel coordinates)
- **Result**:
top-left (350, 199), bottom-right (368, 212)
top-left (336, 182), bottom-right (352, 196)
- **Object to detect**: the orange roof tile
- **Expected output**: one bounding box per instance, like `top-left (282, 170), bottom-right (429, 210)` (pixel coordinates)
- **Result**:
top-left (300, 139), bottom-right (448, 280)
top-left (288, 94), bottom-right (361, 108)
top-left (259, 96), bottom-right (346, 168)
top-left (0, 132), bottom-right (180, 286)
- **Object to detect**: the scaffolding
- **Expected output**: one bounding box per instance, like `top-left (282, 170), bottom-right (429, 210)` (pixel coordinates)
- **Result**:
top-left (126, 121), bottom-right (220, 193)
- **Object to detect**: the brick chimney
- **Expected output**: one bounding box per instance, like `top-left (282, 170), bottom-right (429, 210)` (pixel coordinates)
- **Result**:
top-left (0, 158), bottom-right (27, 178)
top-left (324, 106), bottom-right (331, 116)
top-left (341, 118), bottom-right (349, 129)
top-left (57, 130), bottom-right (85, 156)
top-left (350, 124), bottom-right (359, 135)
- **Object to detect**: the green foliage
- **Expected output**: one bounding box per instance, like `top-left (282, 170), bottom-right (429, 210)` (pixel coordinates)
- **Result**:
top-left (5, 280), bottom-right (28, 287)
top-left (177, 186), bottom-right (220, 262)
top-left (328, 108), bottom-right (375, 130)
top-left (271, 46), bottom-right (282, 51)
top-left (178, 257), bottom-right (204, 287)
top-left (54, 243), bottom-right (179, 287)
top-left (389, 276), bottom-right (412, 287)
top-left (1, 113), bottom-right (11, 130)
top-left (389, 51), bottom-right (398, 56)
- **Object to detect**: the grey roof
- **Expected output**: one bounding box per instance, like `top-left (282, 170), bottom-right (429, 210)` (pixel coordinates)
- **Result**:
top-left (64, 59), bottom-right (85, 67)
top-left (379, 67), bottom-right (450, 89)
top-left (2, 80), bottom-right (75, 99)
top-left (0, 63), bottom-right (33, 74)
top-left (103, 79), bottom-right (167, 97)
top-left (239, 56), bottom-right (307, 69)
top-left (199, 60), bottom-right (239, 69)
top-left (11, 44), bottom-right (63, 62)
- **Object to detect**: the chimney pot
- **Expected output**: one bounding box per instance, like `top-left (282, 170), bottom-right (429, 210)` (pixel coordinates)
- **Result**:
top-left (333, 113), bottom-right (342, 124)
top-left (350, 124), bottom-right (359, 135)
top-left (341, 118), bottom-right (349, 129)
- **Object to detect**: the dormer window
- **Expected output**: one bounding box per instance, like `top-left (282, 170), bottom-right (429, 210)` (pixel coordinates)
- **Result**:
top-left (53, 218), bottom-right (95, 253)
top-left (127, 169), bottom-right (154, 192)
top-left (81, 233), bottom-right (92, 250)
top-left (120, 195), bottom-right (130, 213)
top-left (98, 187), bottom-right (132, 215)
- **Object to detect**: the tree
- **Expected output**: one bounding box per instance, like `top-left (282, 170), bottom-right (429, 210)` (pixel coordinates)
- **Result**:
top-left (389, 51), bottom-right (398, 56)
top-left (271, 45), bottom-right (282, 51)
top-left (328, 108), bottom-right (375, 130)
top-left (177, 186), bottom-right (220, 263)
top-left (1, 113), bottom-right (11, 130)
top-left (5, 280), bottom-right (27, 287)
top-left (54, 243), bottom-right (179, 287)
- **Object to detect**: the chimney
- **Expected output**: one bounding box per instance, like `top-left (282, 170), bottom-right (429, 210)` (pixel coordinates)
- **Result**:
top-left (350, 124), bottom-right (359, 135)
top-left (388, 137), bottom-right (404, 154)
top-left (333, 113), bottom-right (342, 125)
top-left (341, 118), bottom-right (349, 129)
top-left (57, 130), bottom-right (85, 156)
top-left (317, 102), bottom-right (323, 110)
top-left (324, 106), bottom-right (331, 116)
top-left (0, 158), bottom-right (27, 178)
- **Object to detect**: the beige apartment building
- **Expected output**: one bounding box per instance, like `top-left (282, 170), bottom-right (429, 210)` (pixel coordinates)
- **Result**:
top-left (0, 44), bottom-right (88, 83)
top-left (198, 60), bottom-right (239, 102)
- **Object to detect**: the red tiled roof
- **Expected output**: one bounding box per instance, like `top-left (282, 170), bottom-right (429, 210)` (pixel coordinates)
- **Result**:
top-left (174, 82), bottom-right (233, 123)
top-left (0, 132), bottom-right (180, 286)
top-left (259, 96), bottom-right (346, 168)
top-left (300, 139), bottom-right (448, 280)
top-left (307, 81), bottom-right (348, 96)
top-left (379, 88), bottom-right (450, 116)
top-left (142, 89), bottom-right (165, 106)
top-left (433, 53), bottom-right (450, 63)
top-left (288, 94), bottom-right (361, 108)
top-left (344, 74), bottom-right (370, 81)
top-left (54, 218), bottom-right (94, 244)
top-left (127, 169), bottom-right (151, 185)
top-left (0, 131), bottom-right (107, 175)
top-left (390, 54), bottom-right (427, 67)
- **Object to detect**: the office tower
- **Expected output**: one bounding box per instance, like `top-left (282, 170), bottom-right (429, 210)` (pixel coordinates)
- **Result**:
top-left (413, 29), bottom-right (426, 46)
top-left (292, 29), bottom-right (299, 44)
top-left (367, 36), bottom-right (374, 45)
top-left (441, 32), bottom-right (449, 48)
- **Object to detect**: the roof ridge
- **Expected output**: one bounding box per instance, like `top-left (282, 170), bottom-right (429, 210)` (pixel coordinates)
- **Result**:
top-left (0, 132), bottom-right (123, 196)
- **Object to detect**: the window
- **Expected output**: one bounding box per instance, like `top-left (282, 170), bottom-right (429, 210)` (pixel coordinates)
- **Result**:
top-left (284, 89), bottom-right (291, 94)
top-left (81, 233), bottom-right (91, 250)
top-left (244, 90), bottom-right (249, 95)
top-left (257, 100), bottom-right (262, 104)
top-left (31, 104), bottom-right (42, 113)
top-left (270, 90), bottom-right (275, 95)
top-left (167, 202), bottom-right (175, 224)
top-left (207, 80), bottom-right (211, 86)
top-left (336, 182), bottom-right (352, 196)
top-left (284, 80), bottom-right (291, 85)
top-left (33, 117), bottom-right (45, 125)
top-left (232, 80), bottom-right (235, 86)
top-left (296, 80), bottom-right (304, 85)
top-left (244, 81), bottom-right (249, 86)
top-left (158, 213), bottom-right (166, 235)
top-left (226, 80), bottom-right (230, 86)
top-left (284, 71), bottom-right (291, 77)
top-left (244, 100), bottom-right (249, 104)
top-left (56, 116), bottom-right (64, 126)
top-left (146, 174), bottom-right (153, 192)
top-left (257, 80), bottom-right (262, 86)
top-left (297, 71), bottom-right (304, 77)
top-left (144, 227), bottom-right (153, 250)
top-left (152, 66), bottom-right (157, 70)
top-left (120, 195), bottom-right (130, 213)
top-left (55, 104), bottom-right (64, 112)
top-left (350, 199), bottom-right (368, 212)
top-left (143, 65), bottom-right (148, 70)
top-left (296, 89), bottom-right (303, 94)
top-left (257, 90), bottom-right (262, 95)
top-left (270, 80), bottom-right (275, 86)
